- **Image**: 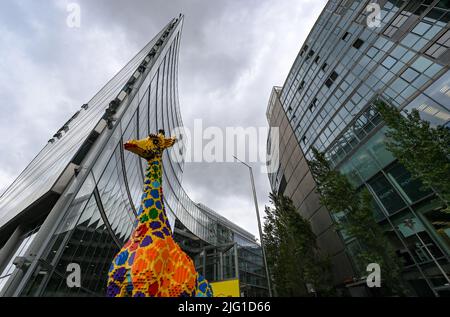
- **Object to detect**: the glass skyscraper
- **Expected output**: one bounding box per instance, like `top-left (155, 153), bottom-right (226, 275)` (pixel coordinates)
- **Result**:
top-left (0, 16), bottom-right (268, 297)
top-left (267, 0), bottom-right (449, 296)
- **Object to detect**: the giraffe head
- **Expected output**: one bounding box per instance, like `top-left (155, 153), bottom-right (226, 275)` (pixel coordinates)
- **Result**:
top-left (124, 130), bottom-right (177, 161)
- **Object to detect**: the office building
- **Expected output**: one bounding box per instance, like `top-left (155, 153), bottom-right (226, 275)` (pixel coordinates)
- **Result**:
top-left (0, 16), bottom-right (268, 297)
top-left (267, 0), bottom-right (450, 296)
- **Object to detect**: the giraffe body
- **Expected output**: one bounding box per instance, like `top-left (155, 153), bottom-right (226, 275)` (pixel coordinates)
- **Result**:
top-left (106, 132), bottom-right (213, 297)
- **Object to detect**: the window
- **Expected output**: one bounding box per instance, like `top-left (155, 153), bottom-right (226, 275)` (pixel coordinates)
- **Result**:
top-left (309, 98), bottom-right (318, 112)
top-left (386, 162), bottom-right (433, 204)
top-left (353, 38), bottom-right (364, 49)
top-left (298, 80), bottom-right (305, 91)
top-left (325, 71), bottom-right (339, 88)
top-left (436, 0), bottom-right (450, 10)
top-left (383, 10), bottom-right (412, 37)
top-left (342, 32), bottom-right (350, 41)
top-left (368, 173), bottom-right (407, 214)
top-left (321, 62), bottom-right (329, 72)
top-left (414, 2), bottom-right (432, 16)
top-left (300, 45), bottom-right (309, 57)
top-left (382, 56), bottom-right (397, 69)
top-left (401, 68), bottom-right (420, 83)
top-left (424, 6), bottom-right (448, 23)
top-left (411, 21), bottom-right (432, 36)
top-left (330, 71), bottom-right (338, 81)
top-left (425, 30), bottom-right (450, 59)
top-left (305, 49), bottom-right (315, 61)
top-left (314, 55), bottom-right (320, 64)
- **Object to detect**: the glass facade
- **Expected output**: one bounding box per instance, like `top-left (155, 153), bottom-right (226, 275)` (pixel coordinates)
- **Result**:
top-left (270, 0), bottom-right (450, 296)
top-left (194, 204), bottom-right (269, 297)
top-left (0, 16), bottom-right (268, 297)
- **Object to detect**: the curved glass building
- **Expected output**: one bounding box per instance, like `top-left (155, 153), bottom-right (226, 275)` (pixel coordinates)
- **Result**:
top-left (0, 16), bottom-right (268, 297)
top-left (268, 0), bottom-right (449, 296)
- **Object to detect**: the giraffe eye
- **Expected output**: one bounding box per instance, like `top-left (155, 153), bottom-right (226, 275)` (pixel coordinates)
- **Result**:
top-left (153, 139), bottom-right (159, 145)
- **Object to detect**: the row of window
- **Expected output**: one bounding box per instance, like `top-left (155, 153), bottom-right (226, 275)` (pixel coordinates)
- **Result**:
top-left (288, 0), bottom-right (448, 159)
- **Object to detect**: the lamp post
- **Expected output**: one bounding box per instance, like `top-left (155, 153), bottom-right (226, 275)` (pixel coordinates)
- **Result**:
top-left (233, 156), bottom-right (273, 297)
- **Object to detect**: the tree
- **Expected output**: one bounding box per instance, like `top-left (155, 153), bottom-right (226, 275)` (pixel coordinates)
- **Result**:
top-left (263, 192), bottom-right (334, 297)
top-left (375, 101), bottom-right (450, 212)
top-left (309, 148), bottom-right (408, 296)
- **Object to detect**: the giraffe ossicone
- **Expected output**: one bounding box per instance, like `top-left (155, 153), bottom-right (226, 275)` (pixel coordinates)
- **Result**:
top-left (107, 130), bottom-right (213, 297)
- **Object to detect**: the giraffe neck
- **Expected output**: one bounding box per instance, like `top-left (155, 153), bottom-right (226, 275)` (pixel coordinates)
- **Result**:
top-left (137, 156), bottom-right (172, 238)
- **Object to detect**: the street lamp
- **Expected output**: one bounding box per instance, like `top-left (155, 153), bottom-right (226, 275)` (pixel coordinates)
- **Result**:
top-left (233, 155), bottom-right (273, 297)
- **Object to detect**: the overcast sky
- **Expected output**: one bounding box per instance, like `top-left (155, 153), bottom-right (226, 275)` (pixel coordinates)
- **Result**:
top-left (0, 0), bottom-right (326, 238)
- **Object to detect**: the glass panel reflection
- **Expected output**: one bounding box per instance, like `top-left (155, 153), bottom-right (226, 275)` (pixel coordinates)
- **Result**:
top-left (369, 173), bottom-right (407, 214)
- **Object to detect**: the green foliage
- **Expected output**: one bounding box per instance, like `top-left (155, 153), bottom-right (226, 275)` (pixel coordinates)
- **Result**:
top-left (309, 148), bottom-right (408, 296)
top-left (375, 101), bottom-right (450, 212)
top-left (263, 193), bottom-right (334, 297)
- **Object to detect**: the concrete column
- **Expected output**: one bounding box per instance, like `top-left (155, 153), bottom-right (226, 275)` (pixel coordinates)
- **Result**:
top-left (0, 225), bottom-right (24, 277)
top-left (219, 251), bottom-right (224, 281)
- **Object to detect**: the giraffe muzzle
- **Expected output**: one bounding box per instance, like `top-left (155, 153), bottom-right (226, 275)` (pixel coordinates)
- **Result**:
top-left (124, 143), bottom-right (138, 150)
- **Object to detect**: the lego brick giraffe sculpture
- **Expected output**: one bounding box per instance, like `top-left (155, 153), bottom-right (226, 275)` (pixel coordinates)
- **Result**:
top-left (106, 130), bottom-right (213, 297)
